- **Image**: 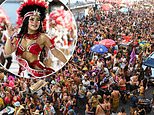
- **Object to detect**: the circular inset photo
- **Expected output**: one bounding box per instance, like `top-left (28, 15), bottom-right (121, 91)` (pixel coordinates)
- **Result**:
top-left (0, 0), bottom-right (77, 78)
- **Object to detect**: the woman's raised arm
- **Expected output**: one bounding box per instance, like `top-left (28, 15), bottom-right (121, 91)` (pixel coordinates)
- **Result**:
top-left (43, 34), bottom-right (67, 64)
top-left (3, 24), bottom-right (17, 55)
top-left (50, 48), bottom-right (67, 63)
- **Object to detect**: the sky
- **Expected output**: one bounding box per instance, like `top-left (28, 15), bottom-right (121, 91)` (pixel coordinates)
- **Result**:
top-left (1, 1), bottom-right (20, 25)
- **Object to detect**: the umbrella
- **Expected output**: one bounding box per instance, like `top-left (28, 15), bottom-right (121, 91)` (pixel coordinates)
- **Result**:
top-left (101, 3), bottom-right (113, 11)
top-left (90, 44), bottom-right (108, 54)
top-left (139, 41), bottom-right (150, 48)
top-left (99, 39), bottom-right (116, 48)
top-left (143, 52), bottom-right (154, 68)
top-left (119, 7), bottom-right (129, 13)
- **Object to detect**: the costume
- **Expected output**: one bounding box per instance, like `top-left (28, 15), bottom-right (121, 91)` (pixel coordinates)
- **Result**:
top-left (15, 35), bottom-right (55, 77)
top-left (17, 0), bottom-right (47, 28)
top-left (15, 0), bottom-right (55, 77)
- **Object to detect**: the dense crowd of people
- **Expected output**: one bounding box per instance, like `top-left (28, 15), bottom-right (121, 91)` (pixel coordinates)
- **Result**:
top-left (0, 0), bottom-right (154, 115)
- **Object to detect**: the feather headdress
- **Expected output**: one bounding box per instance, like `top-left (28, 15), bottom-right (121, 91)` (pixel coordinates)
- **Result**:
top-left (16, 0), bottom-right (48, 27)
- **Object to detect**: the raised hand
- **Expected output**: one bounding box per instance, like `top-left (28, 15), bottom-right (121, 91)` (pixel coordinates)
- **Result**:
top-left (5, 23), bottom-right (17, 39)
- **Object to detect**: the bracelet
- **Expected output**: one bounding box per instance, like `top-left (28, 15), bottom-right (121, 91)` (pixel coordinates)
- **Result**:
top-left (2, 30), bottom-right (10, 40)
top-left (2, 30), bottom-right (16, 40)
top-left (10, 32), bottom-right (17, 40)
top-left (10, 36), bottom-right (14, 40)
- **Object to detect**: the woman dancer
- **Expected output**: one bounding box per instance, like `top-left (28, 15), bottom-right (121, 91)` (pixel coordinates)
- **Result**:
top-left (4, 0), bottom-right (67, 77)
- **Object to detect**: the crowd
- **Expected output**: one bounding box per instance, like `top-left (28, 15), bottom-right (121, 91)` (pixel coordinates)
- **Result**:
top-left (0, 1), bottom-right (154, 115)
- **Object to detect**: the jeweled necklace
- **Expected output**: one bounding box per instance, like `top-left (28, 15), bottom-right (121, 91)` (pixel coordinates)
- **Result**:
top-left (24, 32), bottom-right (40, 40)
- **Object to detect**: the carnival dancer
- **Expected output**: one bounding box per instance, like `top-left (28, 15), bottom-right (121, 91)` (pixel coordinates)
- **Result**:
top-left (4, 0), bottom-right (67, 77)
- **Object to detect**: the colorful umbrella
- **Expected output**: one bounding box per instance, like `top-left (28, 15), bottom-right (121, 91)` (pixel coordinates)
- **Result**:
top-left (101, 3), bottom-right (113, 11)
top-left (143, 52), bottom-right (154, 68)
top-left (139, 41), bottom-right (150, 48)
top-left (90, 44), bottom-right (108, 54)
top-left (99, 39), bottom-right (116, 48)
top-left (119, 7), bottom-right (129, 13)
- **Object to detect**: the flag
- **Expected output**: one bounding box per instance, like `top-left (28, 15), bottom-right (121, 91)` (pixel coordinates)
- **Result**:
top-left (129, 48), bottom-right (136, 64)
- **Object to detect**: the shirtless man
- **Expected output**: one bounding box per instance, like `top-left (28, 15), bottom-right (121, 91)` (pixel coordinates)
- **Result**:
top-left (130, 74), bottom-right (139, 91)
top-left (118, 76), bottom-right (127, 91)
top-left (111, 85), bottom-right (121, 113)
top-left (95, 98), bottom-right (106, 115)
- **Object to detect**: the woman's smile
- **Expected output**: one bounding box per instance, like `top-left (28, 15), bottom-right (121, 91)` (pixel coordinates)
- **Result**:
top-left (28, 15), bottom-right (40, 33)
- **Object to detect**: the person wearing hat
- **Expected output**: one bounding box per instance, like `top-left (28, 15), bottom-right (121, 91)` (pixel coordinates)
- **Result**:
top-left (4, 0), bottom-right (67, 77)
top-left (14, 101), bottom-right (24, 115)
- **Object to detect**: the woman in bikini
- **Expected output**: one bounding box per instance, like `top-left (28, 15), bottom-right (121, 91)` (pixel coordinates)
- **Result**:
top-left (4, 0), bottom-right (67, 77)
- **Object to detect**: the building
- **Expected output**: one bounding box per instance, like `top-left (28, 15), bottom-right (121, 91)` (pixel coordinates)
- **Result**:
top-left (70, 1), bottom-right (96, 19)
